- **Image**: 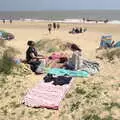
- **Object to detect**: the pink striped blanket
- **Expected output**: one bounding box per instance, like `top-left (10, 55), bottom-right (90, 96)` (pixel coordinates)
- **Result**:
top-left (23, 77), bottom-right (73, 110)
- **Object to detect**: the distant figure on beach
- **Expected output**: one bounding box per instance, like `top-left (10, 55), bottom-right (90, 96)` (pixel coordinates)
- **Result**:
top-left (104, 19), bottom-right (109, 24)
top-left (83, 28), bottom-right (87, 32)
top-left (10, 19), bottom-right (12, 24)
top-left (75, 27), bottom-right (79, 33)
top-left (3, 19), bottom-right (5, 24)
top-left (48, 23), bottom-right (52, 33)
top-left (57, 23), bottom-right (60, 29)
top-left (83, 18), bottom-right (85, 23)
top-left (79, 27), bottom-right (82, 33)
top-left (53, 22), bottom-right (56, 30)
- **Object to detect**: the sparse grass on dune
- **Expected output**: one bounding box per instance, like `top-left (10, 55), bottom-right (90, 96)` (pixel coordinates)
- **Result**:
top-left (0, 46), bottom-right (32, 75)
top-left (59, 75), bottom-right (120, 120)
top-left (0, 26), bottom-right (120, 120)
top-left (97, 48), bottom-right (120, 62)
top-left (0, 40), bottom-right (120, 120)
top-left (0, 75), bottom-right (120, 120)
top-left (36, 38), bottom-right (70, 53)
top-left (0, 39), bottom-right (6, 48)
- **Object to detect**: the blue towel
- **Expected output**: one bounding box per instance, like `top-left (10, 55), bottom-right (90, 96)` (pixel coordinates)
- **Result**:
top-left (47, 68), bottom-right (89, 77)
top-left (114, 41), bottom-right (120, 48)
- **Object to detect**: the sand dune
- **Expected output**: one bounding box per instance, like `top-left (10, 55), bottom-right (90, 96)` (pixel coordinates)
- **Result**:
top-left (0, 21), bottom-right (120, 120)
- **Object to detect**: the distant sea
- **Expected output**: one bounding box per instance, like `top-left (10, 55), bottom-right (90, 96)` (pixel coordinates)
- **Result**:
top-left (0, 10), bottom-right (120, 24)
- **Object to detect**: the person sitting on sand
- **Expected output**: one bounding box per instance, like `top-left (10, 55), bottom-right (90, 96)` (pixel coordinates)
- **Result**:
top-left (26, 40), bottom-right (45, 72)
top-left (65, 43), bottom-right (99, 74)
top-left (64, 44), bottom-right (83, 70)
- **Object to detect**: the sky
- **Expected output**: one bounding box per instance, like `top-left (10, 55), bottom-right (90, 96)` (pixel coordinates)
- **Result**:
top-left (0, 0), bottom-right (120, 11)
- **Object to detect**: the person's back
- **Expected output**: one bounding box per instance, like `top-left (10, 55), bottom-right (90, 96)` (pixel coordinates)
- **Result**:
top-left (26, 46), bottom-right (38, 63)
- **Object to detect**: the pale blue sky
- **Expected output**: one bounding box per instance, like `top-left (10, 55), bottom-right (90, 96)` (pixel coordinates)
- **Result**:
top-left (0, 0), bottom-right (120, 11)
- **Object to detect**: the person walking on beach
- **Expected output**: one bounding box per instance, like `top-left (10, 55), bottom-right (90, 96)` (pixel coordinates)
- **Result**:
top-left (48, 23), bottom-right (52, 34)
top-left (3, 19), bottom-right (5, 24)
top-left (57, 23), bottom-right (60, 29)
top-left (79, 27), bottom-right (82, 33)
top-left (10, 19), bottom-right (12, 24)
top-left (53, 22), bottom-right (56, 30)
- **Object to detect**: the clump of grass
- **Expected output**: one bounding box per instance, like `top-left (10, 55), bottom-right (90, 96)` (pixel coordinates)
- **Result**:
top-left (0, 39), bottom-right (6, 47)
top-left (97, 48), bottom-right (120, 61)
top-left (35, 39), bottom-right (70, 53)
top-left (102, 115), bottom-right (113, 120)
top-left (85, 92), bottom-right (98, 99)
top-left (10, 101), bottom-right (20, 108)
top-left (82, 114), bottom-right (101, 120)
top-left (0, 47), bottom-right (20, 74)
top-left (47, 47), bottom-right (58, 53)
top-left (70, 101), bottom-right (80, 112)
top-left (75, 87), bottom-right (86, 95)
top-left (0, 76), bottom-right (6, 87)
top-left (66, 93), bottom-right (72, 98)
top-left (103, 102), bottom-right (120, 111)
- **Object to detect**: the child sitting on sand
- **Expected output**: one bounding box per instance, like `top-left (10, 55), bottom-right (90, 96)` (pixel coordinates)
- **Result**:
top-left (65, 43), bottom-right (99, 74)
top-left (64, 43), bottom-right (83, 70)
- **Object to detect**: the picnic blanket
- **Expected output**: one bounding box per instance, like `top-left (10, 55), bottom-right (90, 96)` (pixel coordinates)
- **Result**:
top-left (47, 68), bottom-right (89, 77)
top-left (23, 76), bottom-right (72, 110)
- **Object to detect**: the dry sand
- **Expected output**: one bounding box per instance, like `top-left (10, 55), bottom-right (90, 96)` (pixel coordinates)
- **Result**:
top-left (0, 21), bottom-right (120, 120)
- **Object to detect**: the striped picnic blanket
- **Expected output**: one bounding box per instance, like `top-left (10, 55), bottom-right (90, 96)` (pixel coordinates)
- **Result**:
top-left (23, 76), bottom-right (72, 110)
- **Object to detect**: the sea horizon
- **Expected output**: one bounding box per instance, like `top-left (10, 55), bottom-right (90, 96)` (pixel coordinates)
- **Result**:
top-left (0, 10), bottom-right (120, 24)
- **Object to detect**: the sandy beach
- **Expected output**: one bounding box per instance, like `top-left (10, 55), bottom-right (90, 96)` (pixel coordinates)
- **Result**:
top-left (0, 21), bottom-right (120, 120)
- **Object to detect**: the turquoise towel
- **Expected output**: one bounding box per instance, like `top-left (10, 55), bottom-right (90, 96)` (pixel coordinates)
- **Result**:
top-left (114, 41), bottom-right (120, 47)
top-left (47, 68), bottom-right (89, 77)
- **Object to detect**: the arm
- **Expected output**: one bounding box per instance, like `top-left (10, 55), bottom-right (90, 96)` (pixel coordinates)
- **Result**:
top-left (30, 53), bottom-right (45, 60)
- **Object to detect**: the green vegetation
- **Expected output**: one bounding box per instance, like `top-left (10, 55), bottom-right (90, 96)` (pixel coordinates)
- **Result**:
top-left (98, 48), bottom-right (120, 61)
top-left (83, 114), bottom-right (101, 120)
top-left (36, 39), bottom-right (70, 53)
